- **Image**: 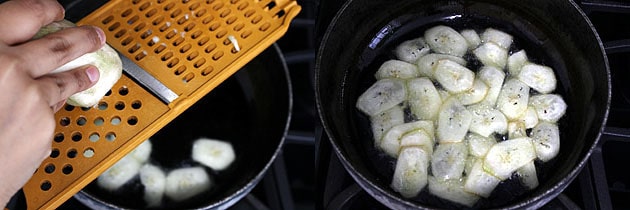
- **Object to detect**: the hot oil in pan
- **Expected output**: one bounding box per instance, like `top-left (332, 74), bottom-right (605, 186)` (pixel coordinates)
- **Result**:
top-left (352, 9), bottom-right (569, 209)
top-left (82, 73), bottom-right (254, 209)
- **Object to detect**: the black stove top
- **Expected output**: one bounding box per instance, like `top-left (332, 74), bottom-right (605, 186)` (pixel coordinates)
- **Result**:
top-left (47, 0), bottom-right (630, 209)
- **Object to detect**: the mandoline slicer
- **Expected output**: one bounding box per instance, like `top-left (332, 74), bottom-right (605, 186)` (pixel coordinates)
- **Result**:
top-left (19, 0), bottom-right (300, 209)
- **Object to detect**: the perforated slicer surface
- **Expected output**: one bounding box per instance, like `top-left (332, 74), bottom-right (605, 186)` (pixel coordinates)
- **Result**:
top-left (20, 0), bottom-right (300, 209)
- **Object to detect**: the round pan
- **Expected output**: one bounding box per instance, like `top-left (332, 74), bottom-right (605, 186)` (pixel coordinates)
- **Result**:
top-left (74, 44), bottom-right (292, 209)
top-left (316, 0), bottom-right (610, 209)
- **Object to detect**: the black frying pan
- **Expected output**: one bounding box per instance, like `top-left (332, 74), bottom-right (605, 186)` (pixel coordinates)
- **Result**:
top-left (316, 0), bottom-right (610, 209)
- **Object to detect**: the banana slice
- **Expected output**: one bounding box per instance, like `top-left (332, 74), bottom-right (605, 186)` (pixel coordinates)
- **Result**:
top-left (481, 28), bottom-right (513, 49)
top-left (456, 79), bottom-right (488, 105)
top-left (139, 164), bottom-right (166, 207)
top-left (483, 137), bottom-right (536, 180)
top-left (380, 121), bottom-right (434, 157)
top-left (192, 138), bottom-right (236, 171)
top-left (438, 89), bottom-right (451, 102)
top-left (460, 29), bottom-right (481, 50)
top-left (518, 64), bottom-right (557, 94)
top-left (424, 25), bottom-right (468, 57)
top-left (370, 105), bottom-right (405, 145)
top-left (391, 147), bottom-right (429, 198)
top-left (408, 77), bottom-right (442, 120)
top-left (464, 156), bottom-right (477, 176)
top-left (431, 142), bottom-right (468, 181)
top-left (375, 59), bottom-right (420, 80)
top-left (530, 122), bottom-right (560, 162)
top-left (507, 50), bottom-right (529, 76)
top-left (97, 156), bottom-right (142, 191)
top-left (519, 106), bottom-right (539, 129)
top-left (394, 37), bottom-right (431, 63)
top-left (477, 66), bottom-right (506, 106)
top-left (516, 161), bottom-right (539, 190)
top-left (468, 104), bottom-right (508, 137)
top-left (434, 59), bottom-right (475, 93)
top-left (400, 129), bottom-right (434, 155)
top-left (508, 121), bottom-right (527, 139)
top-left (130, 139), bottom-right (152, 164)
top-left (437, 97), bottom-right (472, 143)
top-left (473, 42), bottom-right (508, 69)
top-left (164, 167), bottom-right (212, 202)
top-left (356, 79), bottom-right (407, 116)
top-left (428, 176), bottom-right (480, 207)
top-left (529, 94), bottom-right (567, 123)
top-left (466, 133), bottom-right (497, 157)
top-left (497, 79), bottom-right (530, 120)
top-left (416, 53), bottom-right (467, 78)
top-left (464, 158), bottom-right (501, 198)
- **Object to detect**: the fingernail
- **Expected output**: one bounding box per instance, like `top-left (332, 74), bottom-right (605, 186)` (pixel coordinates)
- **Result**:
top-left (86, 67), bottom-right (99, 82)
top-left (93, 26), bottom-right (106, 45)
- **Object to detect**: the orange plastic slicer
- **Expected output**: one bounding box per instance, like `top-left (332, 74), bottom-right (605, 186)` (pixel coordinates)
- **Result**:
top-left (20, 0), bottom-right (300, 209)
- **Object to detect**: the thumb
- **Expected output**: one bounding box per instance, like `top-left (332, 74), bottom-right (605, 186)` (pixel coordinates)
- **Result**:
top-left (36, 65), bottom-right (100, 108)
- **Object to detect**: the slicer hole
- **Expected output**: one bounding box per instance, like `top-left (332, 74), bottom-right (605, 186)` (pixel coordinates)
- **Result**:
top-left (212, 51), bottom-right (224, 60)
top-left (209, 22), bottom-right (220, 31)
top-left (77, 117), bottom-right (87, 126)
top-left (237, 2), bottom-right (248, 10)
top-left (233, 23), bottom-right (244, 31)
top-left (184, 23), bottom-right (196, 31)
top-left (177, 16), bottom-right (188, 25)
top-left (265, 1), bottom-right (276, 10)
top-left (167, 58), bottom-right (180, 68)
top-left (166, 31), bottom-right (176, 39)
top-left (115, 102), bottom-right (125, 110)
top-left (152, 16), bottom-right (165, 25)
top-left (60, 117), bottom-right (70, 126)
top-left (216, 30), bottom-right (227, 38)
top-left (105, 90), bottom-right (113, 96)
top-left (108, 22), bottom-right (121, 31)
top-left (128, 43), bottom-right (141, 54)
top-left (54, 133), bottom-right (64, 143)
top-left (182, 73), bottom-right (194, 83)
top-left (175, 65), bottom-right (186, 75)
top-left (141, 30), bottom-right (153, 39)
top-left (119, 86), bottom-right (129, 95)
top-left (205, 43), bottom-right (217, 53)
top-left (114, 29), bottom-right (127, 38)
top-left (102, 16), bottom-right (114, 24)
top-left (226, 16), bottom-right (237, 25)
top-left (194, 58), bottom-right (206, 67)
top-left (230, 0), bottom-right (239, 4)
top-left (220, 8), bottom-right (231, 18)
top-left (135, 51), bottom-right (147, 60)
top-left (94, 117), bottom-right (104, 126)
top-left (145, 8), bottom-right (157, 18)
top-left (62, 165), bottom-right (73, 175)
top-left (89, 133), bottom-right (100, 142)
top-left (201, 66), bottom-right (213, 76)
top-left (180, 44), bottom-right (192, 53)
top-left (139, 2), bottom-right (150, 11)
top-left (251, 15), bottom-right (262, 24)
top-left (275, 10), bottom-right (285, 18)
top-left (83, 148), bottom-right (95, 158)
top-left (111, 117), bottom-right (121, 125)
top-left (187, 51), bottom-right (199, 60)
top-left (212, 2), bottom-right (224, 10)
top-left (259, 22), bottom-right (271, 31)
top-left (162, 52), bottom-right (174, 61)
top-left (189, 2), bottom-right (200, 10)
top-left (201, 15), bottom-right (213, 23)
top-left (155, 44), bottom-right (167, 53)
top-left (105, 132), bottom-right (116, 141)
top-left (81, 107), bottom-right (91, 111)
top-left (244, 9), bottom-right (255, 18)
top-left (241, 30), bottom-right (252, 39)
top-left (191, 31), bottom-right (202, 39)
top-left (127, 116), bottom-right (138, 125)
top-left (164, 2), bottom-right (176, 11)
top-left (157, 0), bottom-right (166, 3)
top-left (50, 149), bottom-right (60, 158)
top-left (71, 132), bottom-right (82, 142)
top-left (131, 101), bottom-right (142, 109)
top-left (40, 181), bottom-right (52, 191)
top-left (132, 0), bottom-right (141, 4)
top-left (44, 164), bottom-right (55, 174)
top-left (67, 149), bottom-right (77, 158)
top-left (127, 15), bottom-right (139, 25)
top-left (198, 37), bottom-right (210, 46)
top-left (98, 102), bottom-right (108, 110)
top-left (64, 105), bottom-right (75, 111)
top-left (171, 8), bottom-right (182, 18)
top-left (121, 37), bottom-right (133, 46)
top-left (121, 9), bottom-right (132, 17)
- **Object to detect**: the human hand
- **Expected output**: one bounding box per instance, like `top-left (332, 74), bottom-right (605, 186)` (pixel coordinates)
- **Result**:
top-left (0, 0), bottom-right (105, 206)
